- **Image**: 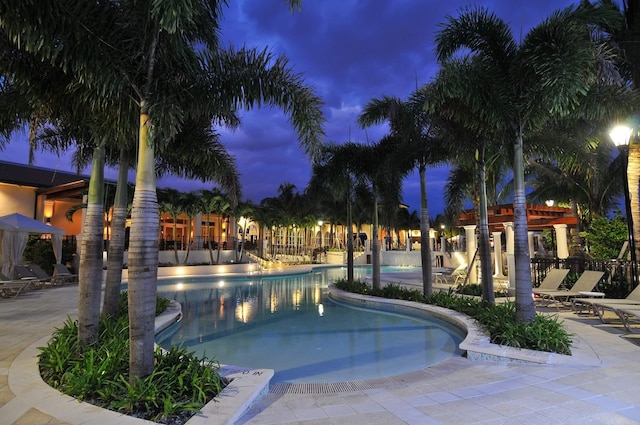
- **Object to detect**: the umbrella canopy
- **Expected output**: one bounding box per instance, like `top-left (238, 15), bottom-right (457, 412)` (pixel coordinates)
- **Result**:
top-left (0, 213), bottom-right (65, 278)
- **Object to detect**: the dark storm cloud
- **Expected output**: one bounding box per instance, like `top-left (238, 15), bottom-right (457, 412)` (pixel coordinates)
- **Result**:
top-left (4, 0), bottom-right (587, 214)
top-left (217, 0), bottom-right (578, 213)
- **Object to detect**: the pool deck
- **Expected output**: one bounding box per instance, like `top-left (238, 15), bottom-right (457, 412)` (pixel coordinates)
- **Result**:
top-left (3, 268), bottom-right (640, 424)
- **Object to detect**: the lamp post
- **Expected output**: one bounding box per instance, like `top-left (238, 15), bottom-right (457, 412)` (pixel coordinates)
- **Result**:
top-left (545, 200), bottom-right (555, 257)
top-left (610, 125), bottom-right (638, 288)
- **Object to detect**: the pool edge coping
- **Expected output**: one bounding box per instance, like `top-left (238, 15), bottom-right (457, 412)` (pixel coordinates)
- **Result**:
top-left (9, 300), bottom-right (273, 425)
top-left (327, 285), bottom-right (602, 367)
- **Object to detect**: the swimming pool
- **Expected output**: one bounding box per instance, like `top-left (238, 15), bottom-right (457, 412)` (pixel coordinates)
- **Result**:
top-left (155, 266), bottom-right (464, 384)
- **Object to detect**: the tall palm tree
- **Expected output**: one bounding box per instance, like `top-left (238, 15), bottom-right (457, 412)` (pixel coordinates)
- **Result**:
top-left (604, 0), bottom-right (640, 267)
top-left (158, 188), bottom-right (185, 264)
top-left (435, 2), bottom-right (624, 322)
top-left (344, 138), bottom-right (408, 289)
top-left (238, 201), bottom-right (257, 262)
top-left (358, 87), bottom-right (445, 296)
top-left (308, 143), bottom-right (358, 281)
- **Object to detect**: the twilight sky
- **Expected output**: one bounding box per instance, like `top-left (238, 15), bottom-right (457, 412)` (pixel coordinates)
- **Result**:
top-left (4, 0), bottom-right (580, 216)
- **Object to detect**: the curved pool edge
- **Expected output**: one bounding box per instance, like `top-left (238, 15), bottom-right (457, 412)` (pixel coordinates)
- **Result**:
top-left (327, 285), bottom-right (601, 368)
top-left (154, 301), bottom-right (274, 425)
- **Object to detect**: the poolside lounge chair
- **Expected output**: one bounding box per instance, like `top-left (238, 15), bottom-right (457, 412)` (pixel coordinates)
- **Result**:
top-left (534, 270), bottom-right (604, 307)
top-left (13, 265), bottom-right (46, 289)
top-left (571, 283), bottom-right (640, 316)
top-left (0, 272), bottom-right (35, 298)
top-left (52, 264), bottom-right (78, 285)
top-left (532, 268), bottom-right (570, 294)
top-left (445, 264), bottom-right (468, 285)
top-left (612, 305), bottom-right (640, 332)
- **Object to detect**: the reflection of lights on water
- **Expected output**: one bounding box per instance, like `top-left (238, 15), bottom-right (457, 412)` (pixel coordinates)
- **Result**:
top-left (235, 300), bottom-right (252, 323)
top-left (176, 282), bottom-right (184, 290)
top-left (318, 303), bottom-right (324, 316)
top-left (313, 283), bottom-right (320, 304)
top-left (270, 293), bottom-right (278, 313)
top-left (293, 288), bottom-right (302, 309)
top-left (219, 296), bottom-right (225, 315)
top-left (218, 281), bottom-right (225, 288)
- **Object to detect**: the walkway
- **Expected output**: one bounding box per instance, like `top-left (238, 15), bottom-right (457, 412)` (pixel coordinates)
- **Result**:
top-left (2, 277), bottom-right (640, 424)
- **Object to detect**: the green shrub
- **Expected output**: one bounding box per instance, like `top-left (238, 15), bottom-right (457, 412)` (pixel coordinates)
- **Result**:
top-left (118, 291), bottom-right (172, 317)
top-left (22, 236), bottom-right (76, 275)
top-left (38, 294), bottom-right (226, 424)
top-left (334, 280), bottom-right (572, 355)
top-left (580, 214), bottom-right (628, 260)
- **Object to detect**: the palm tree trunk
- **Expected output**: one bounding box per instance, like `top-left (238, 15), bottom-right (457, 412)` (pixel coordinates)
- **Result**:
top-left (418, 165), bottom-right (432, 296)
top-left (172, 219), bottom-right (179, 264)
top-left (347, 183), bottom-right (354, 282)
top-left (478, 159), bottom-right (495, 304)
top-left (513, 131), bottom-right (535, 323)
top-left (102, 150), bottom-right (130, 317)
top-left (372, 187), bottom-right (381, 290)
top-left (78, 143), bottom-right (106, 345)
top-left (128, 112), bottom-right (159, 379)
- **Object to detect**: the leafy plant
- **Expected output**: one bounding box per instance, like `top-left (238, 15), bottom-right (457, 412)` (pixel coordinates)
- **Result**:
top-left (38, 294), bottom-right (226, 424)
top-left (580, 214), bottom-right (628, 260)
top-left (118, 290), bottom-right (171, 317)
top-left (23, 236), bottom-right (76, 275)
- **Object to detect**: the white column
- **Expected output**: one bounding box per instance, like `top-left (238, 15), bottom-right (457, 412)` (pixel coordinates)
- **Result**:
top-left (528, 231), bottom-right (535, 259)
top-left (504, 222), bottom-right (515, 289)
top-left (492, 231), bottom-right (503, 277)
top-left (463, 225), bottom-right (477, 284)
top-left (553, 224), bottom-right (570, 259)
top-left (440, 235), bottom-right (446, 253)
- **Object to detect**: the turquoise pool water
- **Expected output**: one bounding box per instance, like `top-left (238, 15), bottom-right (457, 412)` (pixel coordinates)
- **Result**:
top-left (155, 266), bottom-right (464, 384)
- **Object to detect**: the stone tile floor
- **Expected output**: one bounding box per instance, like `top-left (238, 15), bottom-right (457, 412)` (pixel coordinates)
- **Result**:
top-left (2, 278), bottom-right (640, 424)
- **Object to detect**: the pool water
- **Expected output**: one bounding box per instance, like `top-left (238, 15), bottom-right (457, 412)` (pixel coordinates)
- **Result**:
top-left (155, 266), bottom-right (464, 384)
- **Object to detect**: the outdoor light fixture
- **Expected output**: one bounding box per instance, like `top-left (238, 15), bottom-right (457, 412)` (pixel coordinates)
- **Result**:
top-left (545, 200), bottom-right (554, 207)
top-left (610, 124), bottom-right (637, 287)
top-left (43, 199), bottom-right (54, 219)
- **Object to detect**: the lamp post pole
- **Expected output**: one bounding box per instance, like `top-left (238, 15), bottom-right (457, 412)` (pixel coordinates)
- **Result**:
top-left (611, 126), bottom-right (638, 289)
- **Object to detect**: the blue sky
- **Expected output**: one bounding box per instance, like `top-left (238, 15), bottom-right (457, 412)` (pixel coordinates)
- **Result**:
top-left (3, 0), bottom-right (581, 216)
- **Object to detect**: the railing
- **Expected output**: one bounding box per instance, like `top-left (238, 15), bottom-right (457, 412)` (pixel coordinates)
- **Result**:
top-left (531, 257), bottom-right (637, 291)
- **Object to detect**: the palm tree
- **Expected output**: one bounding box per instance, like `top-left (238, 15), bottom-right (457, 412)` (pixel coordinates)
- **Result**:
top-left (308, 143), bottom-right (358, 281)
top-left (343, 138), bottom-right (408, 289)
top-left (358, 87), bottom-right (445, 296)
top-left (605, 0), bottom-right (640, 266)
top-left (435, 2), bottom-right (624, 322)
top-left (178, 191), bottom-right (202, 265)
top-left (158, 188), bottom-right (185, 264)
top-left (199, 189), bottom-right (225, 264)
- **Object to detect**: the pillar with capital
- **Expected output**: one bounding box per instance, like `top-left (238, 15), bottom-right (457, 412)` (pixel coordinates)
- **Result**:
top-left (528, 231), bottom-right (535, 260)
top-left (492, 231), bottom-right (503, 277)
top-left (463, 225), bottom-right (477, 284)
top-left (504, 222), bottom-right (515, 289)
top-left (553, 224), bottom-right (570, 259)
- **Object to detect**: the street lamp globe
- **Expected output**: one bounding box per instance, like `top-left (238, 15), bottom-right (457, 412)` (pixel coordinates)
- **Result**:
top-left (610, 125), bottom-right (632, 147)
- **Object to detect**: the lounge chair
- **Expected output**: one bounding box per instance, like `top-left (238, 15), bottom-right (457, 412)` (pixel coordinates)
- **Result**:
top-left (13, 265), bottom-right (46, 289)
top-left (532, 268), bottom-right (570, 294)
top-left (52, 264), bottom-right (78, 285)
top-left (534, 270), bottom-right (604, 307)
top-left (571, 283), bottom-right (640, 316)
top-left (612, 305), bottom-right (640, 332)
top-left (445, 264), bottom-right (468, 285)
top-left (0, 272), bottom-right (35, 298)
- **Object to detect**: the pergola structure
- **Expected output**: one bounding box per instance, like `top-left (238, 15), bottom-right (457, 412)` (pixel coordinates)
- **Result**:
top-left (455, 204), bottom-right (579, 287)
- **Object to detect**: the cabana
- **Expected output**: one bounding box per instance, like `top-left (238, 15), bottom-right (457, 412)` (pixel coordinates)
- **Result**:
top-left (0, 213), bottom-right (65, 279)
